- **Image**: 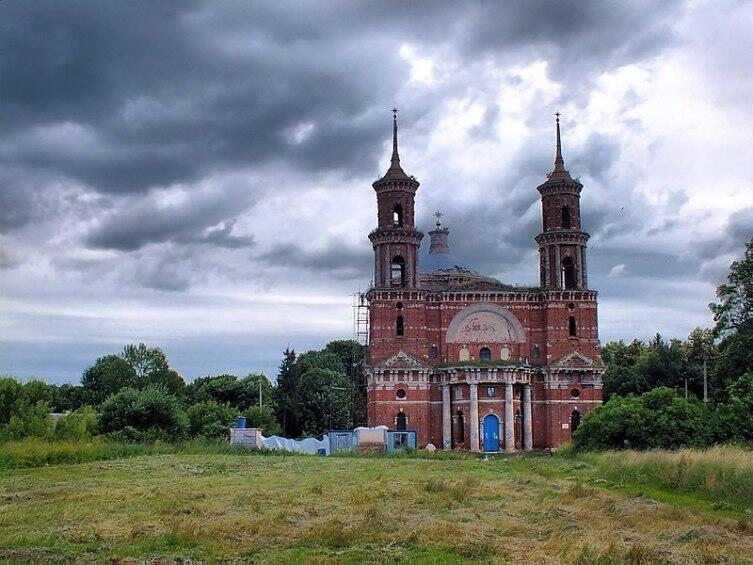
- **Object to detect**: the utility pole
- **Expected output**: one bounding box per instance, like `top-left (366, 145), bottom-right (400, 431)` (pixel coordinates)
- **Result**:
top-left (684, 377), bottom-right (688, 399)
top-left (703, 354), bottom-right (708, 402)
top-left (259, 379), bottom-right (263, 409)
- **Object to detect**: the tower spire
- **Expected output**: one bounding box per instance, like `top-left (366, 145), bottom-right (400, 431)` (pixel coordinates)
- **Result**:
top-left (391, 107), bottom-right (400, 166)
top-left (383, 108), bottom-right (409, 179)
top-left (553, 111), bottom-right (565, 172)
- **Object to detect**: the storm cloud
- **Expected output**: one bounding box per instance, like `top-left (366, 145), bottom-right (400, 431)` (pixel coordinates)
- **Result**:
top-left (0, 0), bottom-right (750, 382)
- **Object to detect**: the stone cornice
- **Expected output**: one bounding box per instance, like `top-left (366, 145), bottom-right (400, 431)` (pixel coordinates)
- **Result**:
top-left (535, 230), bottom-right (590, 246)
top-left (369, 227), bottom-right (424, 245)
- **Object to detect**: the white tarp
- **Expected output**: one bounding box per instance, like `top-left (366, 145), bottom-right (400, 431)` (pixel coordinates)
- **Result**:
top-left (354, 425), bottom-right (388, 445)
top-left (261, 434), bottom-right (329, 455)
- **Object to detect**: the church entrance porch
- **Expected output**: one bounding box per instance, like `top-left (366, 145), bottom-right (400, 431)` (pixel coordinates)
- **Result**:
top-left (442, 379), bottom-right (534, 453)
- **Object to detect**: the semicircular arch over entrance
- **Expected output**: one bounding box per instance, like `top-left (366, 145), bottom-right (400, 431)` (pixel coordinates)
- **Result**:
top-left (445, 303), bottom-right (526, 344)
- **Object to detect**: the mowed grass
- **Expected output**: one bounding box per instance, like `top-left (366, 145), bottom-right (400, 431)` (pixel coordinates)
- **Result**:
top-left (1, 450), bottom-right (752, 562)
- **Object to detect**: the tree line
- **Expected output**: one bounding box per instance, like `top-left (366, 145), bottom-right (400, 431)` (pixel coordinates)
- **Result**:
top-left (0, 339), bottom-right (366, 443)
top-left (574, 238), bottom-right (753, 450)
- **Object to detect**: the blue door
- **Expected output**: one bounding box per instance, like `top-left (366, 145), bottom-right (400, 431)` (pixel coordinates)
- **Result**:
top-left (483, 414), bottom-right (500, 452)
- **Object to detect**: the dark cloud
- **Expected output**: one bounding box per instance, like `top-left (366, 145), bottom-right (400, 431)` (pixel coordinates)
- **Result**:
top-left (259, 241), bottom-right (371, 281)
top-left (0, 0), bottom-right (745, 382)
top-left (0, 0), bottom-right (683, 206)
top-left (695, 207), bottom-right (753, 261)
top-left (84, 186), bottom-right (257, 251)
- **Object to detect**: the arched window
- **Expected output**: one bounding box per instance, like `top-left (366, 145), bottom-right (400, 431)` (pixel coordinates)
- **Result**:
top-left (569, 316), bottom-right (577, 337)
top-left (396, 412), bottom-right (407, 431)
top-left (562, 205), bottom-right (572, 229)
top-left (429, 345), bottom-right (438, 358)
top-left (391, 256), bottom-right (406, 287)
top-left (562, 256), bottom-right (576, 289)
top-left (570, 410), bottom-right (581, 433)
top-left (396, 315), bottom-right (404, 336)
top-left (479, 347), bottom-right (492, 361)
top-left (393, 204), bottom-right (404, 227)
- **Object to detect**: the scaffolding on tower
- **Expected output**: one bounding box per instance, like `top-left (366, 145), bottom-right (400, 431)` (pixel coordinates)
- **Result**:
top-left (352, 291), bottom-right (369, 346)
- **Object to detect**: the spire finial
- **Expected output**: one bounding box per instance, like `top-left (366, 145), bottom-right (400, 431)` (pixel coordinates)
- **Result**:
top-left (391, 107), bottom-right (400, 166)
top-left (553, 111), bottom-right (565, 172)
top-left (434, 210), bottom-right (443, 227)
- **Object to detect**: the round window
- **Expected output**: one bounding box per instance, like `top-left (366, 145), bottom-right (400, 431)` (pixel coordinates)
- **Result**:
top-left (396, 301), bottom-right (404, 310)
top-left (568, 302), bottom-right (576, 310)
top-left (571, 388), bottom-right (580, 399)
top-left (396, 388), bottom-right (407, 399)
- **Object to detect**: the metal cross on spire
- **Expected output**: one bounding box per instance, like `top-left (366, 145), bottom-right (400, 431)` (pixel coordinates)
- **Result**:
top-left (391, 107), bottom-right (399, 119)
top-left (434, 210), bottom-right (443, 227)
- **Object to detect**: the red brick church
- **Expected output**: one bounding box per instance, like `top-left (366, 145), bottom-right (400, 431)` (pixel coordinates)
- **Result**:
top-left (364, 111), bottom-right (604, 451)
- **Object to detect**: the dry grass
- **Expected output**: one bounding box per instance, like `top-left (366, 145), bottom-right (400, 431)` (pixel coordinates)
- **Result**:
top-left (586, 446), bottom-right (753, 504)
top-left (0, 452), bottom-right (751, 562)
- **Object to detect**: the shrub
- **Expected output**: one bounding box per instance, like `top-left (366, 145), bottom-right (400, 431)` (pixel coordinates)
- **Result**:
top-left (572, 387), bottom-right (712, 451)
top-left (98, 386), bottom-right (187, 441)
top-left (0, 400), bottom-right (53, 441)
top-left (187, 401), bottom-right (239, 439)
top-left (55, 406), bottom-right (98, 441)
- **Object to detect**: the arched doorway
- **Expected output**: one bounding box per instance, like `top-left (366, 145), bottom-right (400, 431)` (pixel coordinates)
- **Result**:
top-left (396, 412), bottom-right (406, 431)
top-left (452, 410), bottom-right (465, 448)
top-left (483, 414), bottom-right (500, 452)
top-left (570, 410), bottom-right (581, 434)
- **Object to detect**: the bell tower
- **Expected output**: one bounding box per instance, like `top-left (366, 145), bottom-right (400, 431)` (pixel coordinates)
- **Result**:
top-left (535, 114), bottom-right (590, 289)
top-left (369, 109), bottom-right (423, 288)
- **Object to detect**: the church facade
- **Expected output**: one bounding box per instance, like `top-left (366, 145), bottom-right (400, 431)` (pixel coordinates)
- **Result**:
top-left (364, 112), bottom-right (604, 451)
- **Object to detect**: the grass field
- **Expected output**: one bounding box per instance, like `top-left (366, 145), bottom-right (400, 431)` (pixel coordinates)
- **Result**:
top-left (1, 446), bottom-right (752, 562)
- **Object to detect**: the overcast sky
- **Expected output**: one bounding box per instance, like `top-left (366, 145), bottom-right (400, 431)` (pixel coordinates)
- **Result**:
top-left (1, 1), bottom-right (751, 384)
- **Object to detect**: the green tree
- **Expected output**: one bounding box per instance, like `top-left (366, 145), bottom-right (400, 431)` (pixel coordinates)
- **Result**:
top-left (324, 339), bottom-right (367, 426)
top-left (710, 238), bottom-right (753, 337)
top-left (98, 386), bottom-right (187, 441)
top-left (121, 343), bottom-right (185, 394)
top-left (187, 401), bottom-right (239, 439)
top-left (709, 239), bottom-right (753, 393)
top-left (682, 327), bottom-right (716, 399)
top-left (22, 380), bottom-right (56, 406)
top-left (712, 373), bottom-right (753, 443)
top-left (238, 373), bottom-right (275, 412)
top-left (53, 383), bottom-right (88, 412)
top-left (297, 368), bottom-right (351, 437)
top-left (275, 348), bottom-right (300, 437)
top-left (185, 374), bottom-right (240, 406)
top-left (243, 405), bottom-right (282, 436)
top-left (296, 350), bottom-right (345, 375)
top-left (82, 355), bottom-right (138, 405)
top-left (184, 373), bottom-right (272, 411)
top-left (0, 377), bottom-right (23, 426)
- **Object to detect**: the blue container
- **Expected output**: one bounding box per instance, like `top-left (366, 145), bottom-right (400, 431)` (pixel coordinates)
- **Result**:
top-left (317, 448), bottom-right (327, 457)
top-left (236, 416), bottom-right (247, 429)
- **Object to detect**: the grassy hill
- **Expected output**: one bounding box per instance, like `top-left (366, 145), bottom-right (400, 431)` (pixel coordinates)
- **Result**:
top-left (0, 446), bottom-right (751, 562)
